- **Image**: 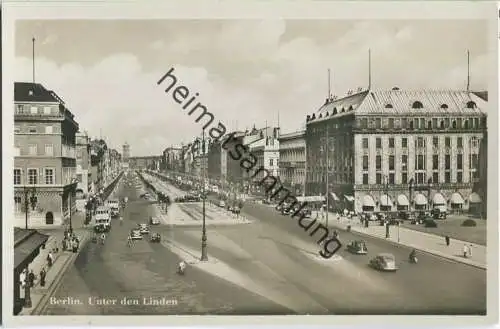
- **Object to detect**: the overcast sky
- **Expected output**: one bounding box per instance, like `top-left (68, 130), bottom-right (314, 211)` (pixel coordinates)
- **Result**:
top-left (15, 20), bottom-right (489, 156)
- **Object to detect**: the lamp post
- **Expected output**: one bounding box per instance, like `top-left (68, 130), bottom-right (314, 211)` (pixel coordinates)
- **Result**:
top-left (200, 129), bottom-right (208, 262)
top-left (384, 175), bottom-right (390, 239)
top-left (23, 184), bottom-right (37, 309)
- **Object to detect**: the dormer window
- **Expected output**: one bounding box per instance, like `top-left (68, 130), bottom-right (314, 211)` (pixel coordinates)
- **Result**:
top-left (440, 104), bottom-right (448, 109)
top-left (341, 108), bottom-right (345, 113)
top-left (333, 108), bottom-right (338, 115)
top-left (319, 113), bottom-right (323, 119)
top-left (325, 112), bottom-right (330, 116)
top-left (385, 104), bottom-right (393, 109)
top-left (349, 105), bottom-right (354, 111)
top-left (466, 101), bottom-right (476, 109)
top-left (412, 101), bottom-right (423, 109)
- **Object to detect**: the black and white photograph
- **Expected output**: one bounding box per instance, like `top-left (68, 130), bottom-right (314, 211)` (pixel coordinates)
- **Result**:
top-left (3, 1), bottom-right (498, 327)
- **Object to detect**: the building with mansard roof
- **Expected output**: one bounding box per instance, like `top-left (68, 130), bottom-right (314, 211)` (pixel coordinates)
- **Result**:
top-left (305, 87), bottom-right (487, 214)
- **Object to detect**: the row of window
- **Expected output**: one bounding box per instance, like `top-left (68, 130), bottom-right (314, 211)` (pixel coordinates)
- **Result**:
top-left (14, 168), bottom-right (54, 185)
top-left (358, 116), bottom-right (485, 130)
top-left (14, 125), bottom-right (57, 134)
top-left (362, 136), bottom-right (481, 149)
top-left (362, 154), bottom-right (479, 171)
top-left (14, 196), bottom-right (38, 212)
top-left (361, 170), bottom-right (478, 185)
top-left (15, 104), bottom-right (55, 115)
top-left (17, 144), bottom-right (55, 156)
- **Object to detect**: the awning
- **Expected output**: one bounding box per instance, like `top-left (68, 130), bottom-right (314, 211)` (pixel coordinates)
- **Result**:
top-left (380, 194), bottom-right (393, 207)
top-left (362, 195), bottom-right (376, 208)
top-left (469, 192), bottom-right (482, 204)
top-left (450, 192), bottom-right (464, 204)
top-left (344, 195), bottom-right (355, 202)
top-left (14, 230), bottom-right (49, 270)
top-left (397, 194), bottom-right (409, 206)
top-left (432, 193), bottom-right (446, 205)
top-left (329, 192), bottom-right (340, 201)
top-left (414, 193), bottom-right (428, 206)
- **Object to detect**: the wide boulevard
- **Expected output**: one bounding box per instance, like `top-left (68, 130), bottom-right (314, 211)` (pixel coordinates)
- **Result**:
top-left (43, 172), bottom-right (486, 315)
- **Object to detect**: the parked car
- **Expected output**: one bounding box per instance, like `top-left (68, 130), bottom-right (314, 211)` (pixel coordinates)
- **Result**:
top-left (219, 200), bottom-right (226, 208)
top-left (369, 253), bottom-right (398, 272)
top-left (150, 232), bottom-right (161, 243)
top-left (432, 207), bottom-right (447, 219)
top-left (347, 240), bottom-right (368, 255)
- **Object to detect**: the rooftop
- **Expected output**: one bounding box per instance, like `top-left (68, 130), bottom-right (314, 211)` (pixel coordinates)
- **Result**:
top-left (15, 82), bottom-right (62, 103)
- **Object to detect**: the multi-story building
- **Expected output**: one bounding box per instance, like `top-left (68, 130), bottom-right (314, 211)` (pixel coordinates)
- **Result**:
top-left (14, 82), bottom-right (79, 227)
top-left (75, 131), bottom-right (92, 198)
top-left (162, 146), bottom-right (183, 172)
top-left (129, 156), bottom-right (161, 170)
top-left (122, 142), bottom-right (130, 168)
top-left (247, 127), bottom-right (280, 182)
top-left (278, 130), bottom-right (306, 196)
top-left (305, 88), bottom-right (487, 214)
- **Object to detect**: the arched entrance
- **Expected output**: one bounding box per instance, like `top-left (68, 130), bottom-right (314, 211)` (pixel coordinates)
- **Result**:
top-left (45, 211), bottom-right (54, 225)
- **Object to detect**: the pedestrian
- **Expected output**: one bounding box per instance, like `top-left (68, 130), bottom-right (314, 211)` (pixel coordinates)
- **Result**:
top-left (19, 270), bottom-right (26, 288)
top-left (28, 270), bottom-right (36, 287)
top-left (47, 251), bottom-right (54, 267)
top-left (463, 244), bottom-right (468, 258)
top-left (39, 268), bottom-right (46, 287)
top-left (445, 235), bottom-right (450, 246)
top-left (468, 244), bottom-right (473, 258)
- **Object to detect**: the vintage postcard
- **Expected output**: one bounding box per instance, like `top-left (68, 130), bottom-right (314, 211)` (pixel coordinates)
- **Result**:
top-left (2, 1), bottom-right (498, 327)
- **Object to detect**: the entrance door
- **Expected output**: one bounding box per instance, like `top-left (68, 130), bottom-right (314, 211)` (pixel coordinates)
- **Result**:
top-left (45, 212), bottom-right (54, 225)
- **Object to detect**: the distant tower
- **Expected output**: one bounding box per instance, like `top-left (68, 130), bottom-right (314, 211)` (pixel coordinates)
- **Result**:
top-left (122, 142), bottom-right (130, 163)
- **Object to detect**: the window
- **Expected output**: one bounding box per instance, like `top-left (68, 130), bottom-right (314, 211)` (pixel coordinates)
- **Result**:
top-left (416, 137), bottom-right (425, 148)
top-left (457, 154), bottom-right (463, 170)
top-left (43, 106), bottom-right (52, 115)
top-left (28, 144), bottom-right (37, 155)
top-left (360, 118), bottom-right (368, 128)
top-left (471, 137), bottom-right (479, 148)
top-left (444, 118), bottom-right (450, 128)
top-left (362, 155), bottom-right (369, 170)
top-left (417, 155), bottom-right (425, 170)
top-left (401, 118), bottom-right (408, 129)
top-left (416, 172), bottom-right (426, 184)
top-left (402, 173), bottom-right (408, 184)
top-left (420, 118), bottom-right (426, 129)
top-left (388, 118), bottom-right (394, 128)
top-left (471, 154), bottom-right (478, 170)
top-left (14, 169), bottom-right (21, 185)
top-left (432, 172), bottom-right (439, 184)
top-left (362, 173), bottom-right (368, 185)
top-left (402, 155), bottom-right (408, 171)
top-left (432, 118), bottom-right (438, 128)
top-left (27, 168), bottom-right (38, 185)
top-left (45, 168), bottom-right (54, 184)
top-left (14, 126), bottom-right (20, 133)
top-left (389, 155), bottom-right (395, 170)
top-left (385, 104), bottom-right (393, 109)
top-left (376, 138), bottom-right (382, 149)
top-left (445, 155), bottom-right (451, 170)
top-left (445, 137), bottom-right (451, 147)
top-left (457, 137), bottom-right (463, 148)
top-left (375, 118), bottom-right (381, 129)
top-left (15, 196), bottom-right (22, 213)
top-left (457, 172), bottom-right (463, 183)
top-left (402, 138), bottom-right (408, 148)
top-left (45, 144), bottom-right (54, 156)
top-left (45, 126), bottom-right (53, 134)
top-left (376, 173), bottom-right (382, 184)
top-left (389, 173), bottom-right (395, 185)
top-left (466, 101), bottom-right (476, 109)
top-left (389, 138), bottom-right (395, 148)
top-left (433, 137), bottom-right (439, 147)
top-left (269, 159), bottom-right (273, 166)
top-left (474, 118), bottom-right (479, 128)
top-left (414, 118), bottom-right (419, 129)
top-left (433, 155), bottom-right (439, 170)
top-left (376, 155), bottom-right (382, 170)
top-left (15, 104), bottom-right (24, 114)
top-left (28, 126), bottom-right (37, 133)
top-left (412, 101), bottom-right (423, 109)
top-left (30, 106), bottom-right (38, 114)
top-left (362, 138), bottom-right (368, 149)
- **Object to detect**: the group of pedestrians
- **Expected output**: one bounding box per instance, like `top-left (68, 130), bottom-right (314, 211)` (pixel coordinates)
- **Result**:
top-left (62, 229), bottom-right (80, 253)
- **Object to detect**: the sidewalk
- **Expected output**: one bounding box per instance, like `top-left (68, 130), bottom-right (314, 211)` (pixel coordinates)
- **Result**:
top-left (311, 212), bottom-right (486, 269)
top-left (18, 212), bottom-right (91, 315)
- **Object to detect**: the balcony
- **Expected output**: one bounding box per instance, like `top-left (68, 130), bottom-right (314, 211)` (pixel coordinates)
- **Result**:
top-left (62, 145), bottom-right (76, 158)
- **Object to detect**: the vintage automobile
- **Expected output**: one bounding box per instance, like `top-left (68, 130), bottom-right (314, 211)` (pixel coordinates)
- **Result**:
top-left (369, 253), bottom-right (398, 272)
top-left (138, 223), bottom-right (150, 234)
top-left (130, 229), bottom-right (143, 240)
top-left (432, 206), bottom-right (448, 219)
top-left (347, 240), bottom-right (368, 255)
top-left (150, 232), bottom-right (161, 243)
top-left (149, 216), bottom-right (161, 225)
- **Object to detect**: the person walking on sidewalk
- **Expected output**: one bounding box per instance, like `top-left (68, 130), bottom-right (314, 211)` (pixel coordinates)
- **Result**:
top-left (463, 244), bottom-right (469, 258)
top-left (28, 270), bottom-right (36, 288)
top-left (468, 244), bottom-right (473, 258)
top-left (39, 267), bottom-right (46, 287)
top-left (47, 251), bottom-right (54, 267)
top-left (445, 235), bottom-right (450, 246)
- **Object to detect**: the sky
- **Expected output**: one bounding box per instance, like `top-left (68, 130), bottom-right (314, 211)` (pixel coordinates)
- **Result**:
top-left (15, 20), bottom-right (489, 156)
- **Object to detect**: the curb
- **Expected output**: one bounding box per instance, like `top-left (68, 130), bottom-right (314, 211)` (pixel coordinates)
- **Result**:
top-left (347, 226), bottom-right (486, 270)
top-left (31, 232), bottom-right (90, 315)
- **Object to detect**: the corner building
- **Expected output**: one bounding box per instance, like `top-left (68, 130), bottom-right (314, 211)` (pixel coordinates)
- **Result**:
top-left (305, 89), bottom-right (487, 214)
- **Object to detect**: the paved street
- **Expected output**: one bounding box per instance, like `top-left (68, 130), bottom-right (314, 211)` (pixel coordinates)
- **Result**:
top-left (42, 174), bottom-right (288, 315)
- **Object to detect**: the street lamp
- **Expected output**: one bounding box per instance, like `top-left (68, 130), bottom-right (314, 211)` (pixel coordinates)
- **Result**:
top-left (200, 129), bottom-right (208, 262)
top-left (22, 184), bottom-right (37, 309)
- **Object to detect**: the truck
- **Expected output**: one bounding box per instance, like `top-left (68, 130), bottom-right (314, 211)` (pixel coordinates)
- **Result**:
top-left (106, 199), bottom-right (120, 217)
top-left (94, 206), bottom-right (112, 232)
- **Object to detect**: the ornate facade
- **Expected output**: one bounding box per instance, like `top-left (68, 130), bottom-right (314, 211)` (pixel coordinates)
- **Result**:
top-left (278, 130), bottom-right (306, 195)
top-left (306, 88), bottom-right (487, 214)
